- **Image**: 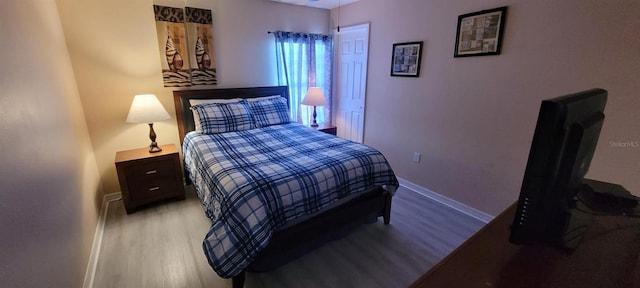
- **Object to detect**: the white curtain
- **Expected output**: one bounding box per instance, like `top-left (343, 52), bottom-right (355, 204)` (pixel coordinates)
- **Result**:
top-left (274, 31), bottom-right (333, 125)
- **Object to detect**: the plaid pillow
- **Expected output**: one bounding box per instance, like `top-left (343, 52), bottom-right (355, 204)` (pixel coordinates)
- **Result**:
top-left (189, 98), bottom-right (242, 131)
top-left (246, 97), bottom-right (291, 127)
top-left (190, 102), bottom-right (254, 134)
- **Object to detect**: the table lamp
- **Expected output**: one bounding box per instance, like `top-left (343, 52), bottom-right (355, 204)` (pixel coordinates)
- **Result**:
top-left (302, 87), bottom-right (326, 127)
top-left (126, 94), bottom-right (171, 153)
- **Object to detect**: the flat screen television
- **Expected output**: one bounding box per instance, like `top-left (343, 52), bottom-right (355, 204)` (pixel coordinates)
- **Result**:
top-left (509, 88), bottom-right (637, 249)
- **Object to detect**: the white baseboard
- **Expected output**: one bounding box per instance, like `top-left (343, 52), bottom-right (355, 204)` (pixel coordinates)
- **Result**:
top-left (82, 192), bottom-right (122, 288)
top-left (398, 178), bottom-right (494, 223)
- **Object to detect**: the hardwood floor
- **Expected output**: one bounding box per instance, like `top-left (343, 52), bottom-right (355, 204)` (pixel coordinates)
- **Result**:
top-left (93, 186), bottom-right (485, 288)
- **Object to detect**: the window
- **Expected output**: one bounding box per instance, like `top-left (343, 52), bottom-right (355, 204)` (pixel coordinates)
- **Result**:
top-left (274, 31), bottom-right (333, 125)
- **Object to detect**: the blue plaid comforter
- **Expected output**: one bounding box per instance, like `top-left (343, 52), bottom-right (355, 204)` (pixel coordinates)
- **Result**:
top-left (183, 122), bottom-right (398, 278)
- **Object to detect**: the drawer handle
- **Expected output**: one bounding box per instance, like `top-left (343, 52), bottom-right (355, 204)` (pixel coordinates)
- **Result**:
top-left (146, 170), bottom-right (157, 175)
top-left (149, 187), bottom-right (160, 191)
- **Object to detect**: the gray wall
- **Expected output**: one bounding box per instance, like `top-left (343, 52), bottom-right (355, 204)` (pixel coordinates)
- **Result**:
top-left (333, 0), bottom-right (640, 215)
top-left (0, 1), bottom-right (103, 287)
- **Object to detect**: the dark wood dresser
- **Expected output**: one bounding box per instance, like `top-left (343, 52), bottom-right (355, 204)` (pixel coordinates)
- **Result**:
top-left (410, 204), bottom-right (640, 288)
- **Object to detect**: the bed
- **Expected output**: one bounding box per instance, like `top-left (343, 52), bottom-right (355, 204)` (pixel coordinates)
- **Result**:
top-left (173, 86), bottom-right (398, 287)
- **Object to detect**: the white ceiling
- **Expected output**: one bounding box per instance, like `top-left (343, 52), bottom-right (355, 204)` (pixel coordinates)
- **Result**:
top-left (266, 0), bottom-right (360, 10)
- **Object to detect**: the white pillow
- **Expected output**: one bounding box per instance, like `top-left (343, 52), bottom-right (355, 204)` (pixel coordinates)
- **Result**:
top-left (244, 95), bottom-right (283, 102)
top-left (189, 98), bottom-right (242, 131)
top-left (189, 98), bottom-right (242, 105)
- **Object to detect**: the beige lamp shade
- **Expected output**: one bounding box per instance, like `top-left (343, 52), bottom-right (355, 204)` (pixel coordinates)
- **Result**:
top-left (126, 94), bottom-right (171, 124)
top-left (302, 87), bottom-right (326, 127)
top-left (302, 87), bottom-right (326, 106)
top-left (126, 94), bottom-right (170, 153)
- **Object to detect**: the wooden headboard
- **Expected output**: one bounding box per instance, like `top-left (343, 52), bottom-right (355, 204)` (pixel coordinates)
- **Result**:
top-left (172, 86), bottom-right (289, 145)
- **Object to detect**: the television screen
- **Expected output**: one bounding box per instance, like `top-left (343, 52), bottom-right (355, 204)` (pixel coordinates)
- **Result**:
top-left (509, 88), bottom-right (615, 248)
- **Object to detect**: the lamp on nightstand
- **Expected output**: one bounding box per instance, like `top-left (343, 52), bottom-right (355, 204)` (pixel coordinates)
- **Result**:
top-left (126, 94), bottom-right (171, 153)
top-left (302, 87), bottom-right (326, 127)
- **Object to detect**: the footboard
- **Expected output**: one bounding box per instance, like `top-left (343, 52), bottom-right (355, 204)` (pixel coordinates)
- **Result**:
top-left (232, 186), bottom-right (392, 287)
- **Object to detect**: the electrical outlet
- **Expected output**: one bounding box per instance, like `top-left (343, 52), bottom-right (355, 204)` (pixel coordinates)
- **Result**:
top-left (413, 152), bottom-right (421, 163)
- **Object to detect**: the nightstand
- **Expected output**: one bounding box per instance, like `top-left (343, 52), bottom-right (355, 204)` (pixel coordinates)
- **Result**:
top-left (310, 123), bottom-right (337, 135)
top-left (115, 144), bottom-right (185, 214)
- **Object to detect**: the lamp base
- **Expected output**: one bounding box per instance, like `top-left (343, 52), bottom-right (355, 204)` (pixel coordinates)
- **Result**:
top-left (148, 123), bottom-right (162, 153)
top-left (310, 106), bottom-right (319, 127)
top-left (149, 143), bottom-right (162, 153)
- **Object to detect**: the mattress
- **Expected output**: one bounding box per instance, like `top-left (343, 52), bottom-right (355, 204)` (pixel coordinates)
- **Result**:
top-left (183, 122), bottom-right (398, 277)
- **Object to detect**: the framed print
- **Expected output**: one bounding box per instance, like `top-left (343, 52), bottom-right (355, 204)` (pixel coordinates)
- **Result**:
top-left (454, 6), bottom-right (507, 57)
top-left (391, 41), bottom-right (423, 77)
top-left (154, 5), bottom-right (191, 87)
top-left (186, 7), bottom-right (217, 85)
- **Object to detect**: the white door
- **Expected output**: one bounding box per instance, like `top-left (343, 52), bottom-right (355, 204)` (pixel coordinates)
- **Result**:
top-left (334, 23), bottom-right (369, 143)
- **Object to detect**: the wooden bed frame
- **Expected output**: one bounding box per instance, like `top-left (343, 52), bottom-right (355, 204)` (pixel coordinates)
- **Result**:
top-left (173, 86), bottom-right (392, 288)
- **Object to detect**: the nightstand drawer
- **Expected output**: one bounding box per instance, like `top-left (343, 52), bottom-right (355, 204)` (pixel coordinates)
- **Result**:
top-left (124, 158), bottom-right (176, 180)
top-left (128, 177), bottom-right (179, 201)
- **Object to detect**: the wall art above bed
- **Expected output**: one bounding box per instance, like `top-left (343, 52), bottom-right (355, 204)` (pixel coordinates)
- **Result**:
top-left (154, 5), bottom-right (191, 87)
top-left (454, 6), bottom-right (507, 57)
top-left (153, 5), bottom-right (217, 87)
top-left (186, 7), bottom-right (217, 85)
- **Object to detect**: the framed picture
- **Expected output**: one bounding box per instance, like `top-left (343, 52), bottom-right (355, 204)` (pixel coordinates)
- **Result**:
top-left (454, 6), bottom-right (507, 57)
top-left (390, 41), bottom-right (423, 77)
top-left (153, 5), bottom-right (191, 87)
top-left (186, 7), bottom-right (217, 85)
